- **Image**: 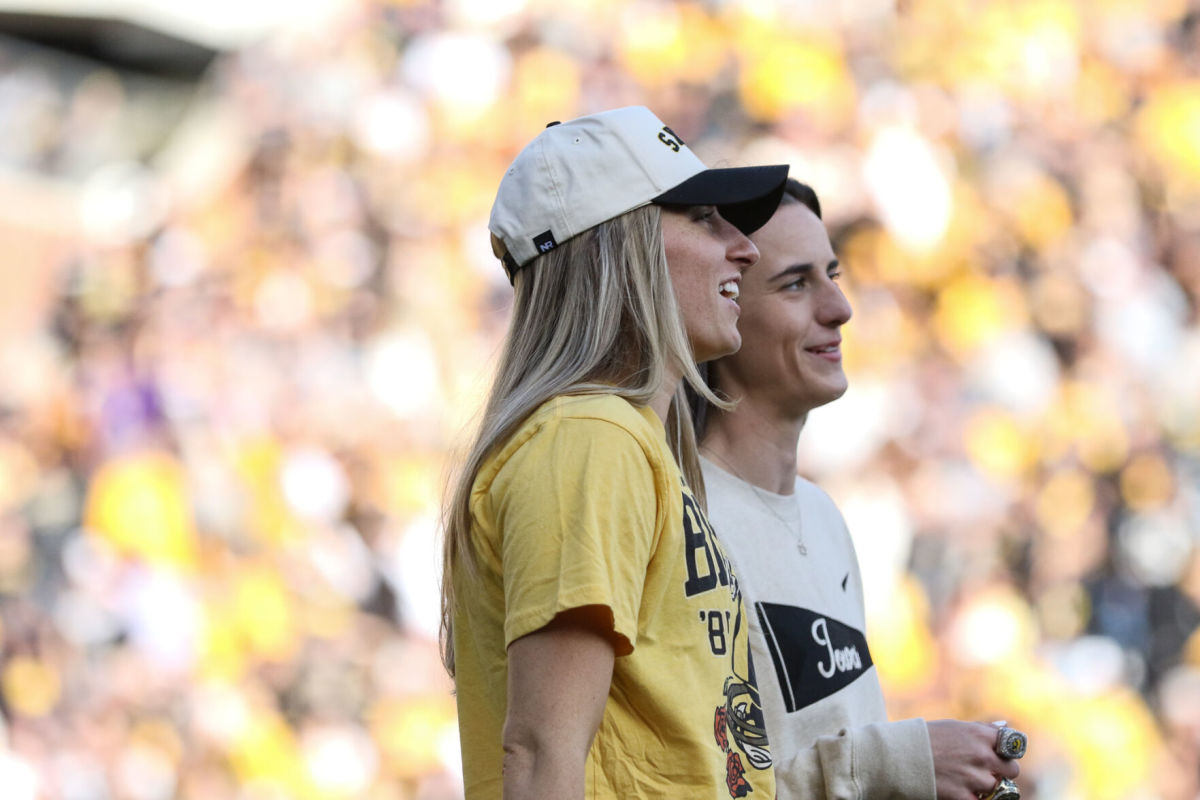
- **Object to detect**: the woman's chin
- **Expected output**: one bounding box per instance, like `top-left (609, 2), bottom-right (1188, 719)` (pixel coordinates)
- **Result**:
top-left (694, 333), bottom-right (742, 364)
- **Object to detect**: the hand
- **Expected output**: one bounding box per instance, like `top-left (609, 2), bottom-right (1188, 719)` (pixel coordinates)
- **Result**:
top-left (926, 719), bottom-right (1021, 800)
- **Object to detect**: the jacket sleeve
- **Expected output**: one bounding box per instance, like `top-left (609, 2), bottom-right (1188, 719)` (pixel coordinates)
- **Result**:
top-left (776, 717), bottom-right (937, 799)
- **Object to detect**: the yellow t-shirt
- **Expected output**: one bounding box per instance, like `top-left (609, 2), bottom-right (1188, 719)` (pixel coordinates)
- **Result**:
top-left (453, 394), bottom-right (775, 799)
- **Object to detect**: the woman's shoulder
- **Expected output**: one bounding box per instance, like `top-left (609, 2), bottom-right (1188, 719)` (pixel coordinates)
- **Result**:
top-left (475, 394), bottom-right (668, 494)
top-left (518, 393), bottom-right (658, 435)
top-left (490, 394), bottom-right (662, 464)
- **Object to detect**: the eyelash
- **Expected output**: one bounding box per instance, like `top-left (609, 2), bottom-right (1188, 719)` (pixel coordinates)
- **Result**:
top-left (784, 270), bottom-right (842, 290)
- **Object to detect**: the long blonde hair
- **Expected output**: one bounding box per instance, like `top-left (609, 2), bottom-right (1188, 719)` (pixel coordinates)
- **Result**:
top-left (440, 204), bottom-right (726, 675)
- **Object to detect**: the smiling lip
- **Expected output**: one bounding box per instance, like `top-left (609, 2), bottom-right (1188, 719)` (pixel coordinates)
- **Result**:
top-left (805, 341), bottom-right (842, 362)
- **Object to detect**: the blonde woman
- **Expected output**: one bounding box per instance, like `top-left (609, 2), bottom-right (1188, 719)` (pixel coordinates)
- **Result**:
top-left (441, 107), bottom-right (788, 799)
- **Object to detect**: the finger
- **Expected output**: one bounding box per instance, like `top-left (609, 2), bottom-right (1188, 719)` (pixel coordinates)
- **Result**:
top-left (971, 721), bottom-right (1006, 747)
top-left (978, 747), bottom-right (1020, 777)
top-left (976, 774), bottom-right (1003, 799)
top-left (995, 759), bottom-right (1020, 781)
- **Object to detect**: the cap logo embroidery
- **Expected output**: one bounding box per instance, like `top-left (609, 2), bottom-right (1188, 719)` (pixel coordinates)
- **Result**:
top-left (657, 125), bottom-right (686, 152)
top-left (533, 231), bottom-right (558, 253)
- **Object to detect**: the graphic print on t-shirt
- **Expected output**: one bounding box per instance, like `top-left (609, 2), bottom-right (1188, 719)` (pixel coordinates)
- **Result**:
top-left (755, 602), bottom-right (874, 713)
top-left (682, 489), bottom-right (772, 797)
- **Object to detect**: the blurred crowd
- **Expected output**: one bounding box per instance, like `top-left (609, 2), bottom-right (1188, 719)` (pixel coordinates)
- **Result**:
top-left (0, 0), bottom-right (1197, 797)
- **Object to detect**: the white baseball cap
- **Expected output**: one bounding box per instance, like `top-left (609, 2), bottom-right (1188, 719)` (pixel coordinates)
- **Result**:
top-left (489, 106), bottom-right (789, 281)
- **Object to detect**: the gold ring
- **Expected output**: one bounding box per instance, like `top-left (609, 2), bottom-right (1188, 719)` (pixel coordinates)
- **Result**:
top-left (981, 777), bottom-right (1020, 800)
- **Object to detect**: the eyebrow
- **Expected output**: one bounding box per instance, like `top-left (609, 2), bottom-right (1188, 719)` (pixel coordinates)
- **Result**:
top-left (768, 259), bottom-right (840, 282)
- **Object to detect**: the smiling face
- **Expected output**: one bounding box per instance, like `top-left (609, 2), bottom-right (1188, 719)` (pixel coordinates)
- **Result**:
top-left (661, 206), bottom-right (760, 364)
top-left (713, 201), bottom-right (852, 417)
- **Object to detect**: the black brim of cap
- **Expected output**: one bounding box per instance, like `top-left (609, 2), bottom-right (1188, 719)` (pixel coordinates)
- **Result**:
top-left (653, 164), bottom-right (790, 235)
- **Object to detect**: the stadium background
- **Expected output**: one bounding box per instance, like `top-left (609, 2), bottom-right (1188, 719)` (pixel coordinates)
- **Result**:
top-left (0, 0), bottom-right (1198, 797)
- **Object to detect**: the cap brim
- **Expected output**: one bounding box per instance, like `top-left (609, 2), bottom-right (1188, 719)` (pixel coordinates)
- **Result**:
top-left (653, 164), bottom-right (789, 235)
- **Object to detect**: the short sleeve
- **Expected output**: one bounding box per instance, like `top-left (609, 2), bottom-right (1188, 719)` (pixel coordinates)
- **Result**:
top-left (488, 415), bottom-right (661, 655)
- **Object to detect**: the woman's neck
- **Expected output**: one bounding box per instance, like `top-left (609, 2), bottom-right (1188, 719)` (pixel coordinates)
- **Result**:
top-left (650, 368), bottom-right (682, 424)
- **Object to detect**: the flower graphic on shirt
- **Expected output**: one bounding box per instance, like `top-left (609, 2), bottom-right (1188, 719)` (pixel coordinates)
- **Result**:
top-left (715, 694), bottom-right (764, 797)
top-left (714, 705), bottom-right (729, 751)
top-left (726, 750), bottom-right (750, 798)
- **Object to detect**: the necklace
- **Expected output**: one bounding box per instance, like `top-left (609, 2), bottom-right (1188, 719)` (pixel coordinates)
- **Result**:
top-left (702, 447), bottom-right (807, 556)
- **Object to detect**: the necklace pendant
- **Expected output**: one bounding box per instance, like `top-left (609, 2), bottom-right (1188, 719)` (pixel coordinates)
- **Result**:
top-left (797, 543), bottom-right (807, 556)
